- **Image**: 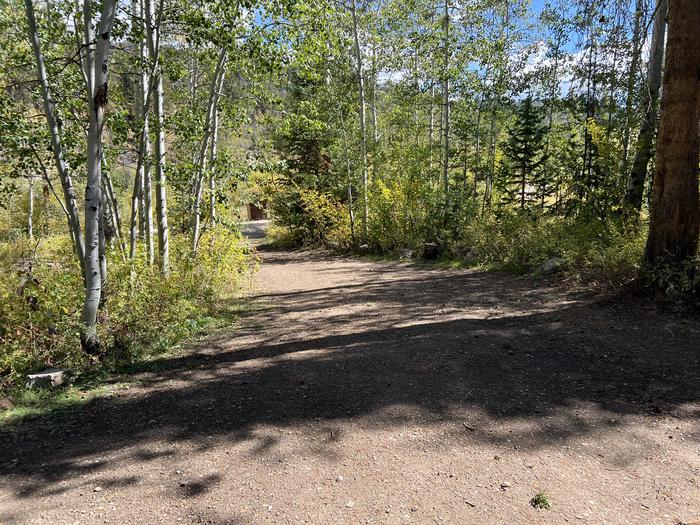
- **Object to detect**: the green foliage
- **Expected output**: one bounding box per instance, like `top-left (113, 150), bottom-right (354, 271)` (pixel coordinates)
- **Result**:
top-left (571, 119), bottom-right (626, 218)
top-left (462, 212), bottom-right (645, 280)
top-left (645, 258), bottom-right (700, 310)
top-left (260, 0), bottom-right (658, 286)
top-left (266, 178), bottom-right (646, 286)
top-left (1, 0), bottom-right (696, 412)
top-left (0, 382), bottom-right (120, 429)
top-left (266, 184), bottom-right (350, 249)
top-left (530, 491), bottom-right (552, 510)
top-left (0, 229), bottom-right (252, 391)
top-left (497, 96), bottom-right (549, 210)
top-left (365, 179), bottom-right (477, 253)
top-left (278, 98), bottom-right (333, 185)
top-left (0, 236), bottom-right (83, 390)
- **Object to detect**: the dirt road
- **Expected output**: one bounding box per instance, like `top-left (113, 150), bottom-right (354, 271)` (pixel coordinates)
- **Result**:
top-left (1, 249), bottom-right (699, 524)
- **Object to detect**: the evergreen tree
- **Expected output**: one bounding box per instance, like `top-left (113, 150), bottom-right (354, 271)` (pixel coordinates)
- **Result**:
top-left (497, 96), bottom-right (548, 210)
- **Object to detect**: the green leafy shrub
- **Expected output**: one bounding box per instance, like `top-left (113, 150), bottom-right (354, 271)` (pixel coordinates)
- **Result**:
top-left (645, 257), bottom-right (700, 310)
top-left (461, 212), bottom-right (646, 281)
top-left (262, 173), bottom-right (647, 287)
top-left (365, 179), bottom-right (481, 255)
top-left (0, 237), bottom-right (83, 390)
top-left (530, 491), bottom-right (552, 510)
top-left (0, 227), bottom-right (253, 391)
top-left (267, 184), bottom-right (351, 249)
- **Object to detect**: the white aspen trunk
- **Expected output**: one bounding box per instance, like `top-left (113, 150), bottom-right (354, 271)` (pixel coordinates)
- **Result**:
top-left (141, 93), bottom-right (154, 260)
top-left (102, 174), bottom-right (120, 249)
top-left (339, 107), bottom-right (356, 243)
top-left (622, 0), bottom-right (644, 169)
top-left (138, 175), bottom-right (146, 239)
top-left (129, 0), bottom-right (155, 262)
top-left (413, 48), bottom-right (419, 147)
top-left (28, 176), bottom-right (34, 241)
top-left (428, 7), bottom-right (436, 174)
top-left (581, 29), bottom-right (598, 193)
top-left (462, 137), bottom-right (468, 188)
top-left (429, 83), bottom-right (435, 171)
top-left (129, 135), bottom-right (144, 258)
top-left (98, 201), bottom-right (107, 292)
top-left (82, 0), bottom-right (94, 97)
top-left (483, 103), bottom-right (497, 209)
top-left (192, 49), bottom-right (227, 251)
top-left (144, 0), bottom-right (169, 274)
top-left (207, 56), bottom-right (226, 235)
top-left (24, 0), bottom-right (85, 268)
top-left (101, 154), bottom-right (124, 253)
top-left (369, 44), bottom-right (379, 183)
top-left (102, 178), bottom-right (116, 243)
top-left (129, 169), bottom-right (142, 257)
top-left (153, 69), bottom-right (169, 274)
top-left (140, 0), bottom-right (154, 263)
top-left (473, 96), bottom-right (483, 197)
top-left (370, 42), bottom-right (379, 147)
top-left (441, 0), bottom-right (450, 204)
top-left (189, 53), bottom-right (197, 105)
top-left (129, 123), bottom-right (154, 261)
top-left (208, 92), bottom-right (221, 228)
top-left (81, 0), bottom-right (116, 353)
top-left (350, 0), bottom-right (369, 238)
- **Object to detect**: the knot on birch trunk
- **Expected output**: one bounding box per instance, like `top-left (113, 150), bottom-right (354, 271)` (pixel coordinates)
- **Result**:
top-left (81, 325), bottom-right (102, 357)
top-left (94, 84), bottom-right (108, 108)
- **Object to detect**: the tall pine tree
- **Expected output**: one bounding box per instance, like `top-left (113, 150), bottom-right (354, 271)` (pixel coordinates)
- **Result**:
top-left (497, 96), bottom-right (548, 210)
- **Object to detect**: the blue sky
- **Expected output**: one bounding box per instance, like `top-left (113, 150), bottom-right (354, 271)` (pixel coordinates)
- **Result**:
top-left (530, 0), bottom-right (546, 13)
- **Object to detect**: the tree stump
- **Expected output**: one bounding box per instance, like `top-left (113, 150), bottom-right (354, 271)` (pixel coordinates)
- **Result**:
top-left (422, 243), bottom-right (439, 260)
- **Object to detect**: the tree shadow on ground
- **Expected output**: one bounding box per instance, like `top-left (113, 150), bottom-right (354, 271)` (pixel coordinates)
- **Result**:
top-left (1, 251), bottom-right (698, 501)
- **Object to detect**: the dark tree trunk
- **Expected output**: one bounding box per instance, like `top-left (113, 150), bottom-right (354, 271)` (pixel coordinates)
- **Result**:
top-left (644, 0), bottom-right (700, 275)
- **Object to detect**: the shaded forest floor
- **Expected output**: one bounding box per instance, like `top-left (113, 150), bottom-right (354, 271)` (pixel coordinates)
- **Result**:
top-left (1, 240), bottom-right (699, 523)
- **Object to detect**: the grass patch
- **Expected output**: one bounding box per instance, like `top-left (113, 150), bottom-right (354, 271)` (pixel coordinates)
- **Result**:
top-left (0, 383), bottom-right (122, 432)
top-left (530, 491), bottom-right (552, 510)
top-left (0, 296), bottom-right (260, 432)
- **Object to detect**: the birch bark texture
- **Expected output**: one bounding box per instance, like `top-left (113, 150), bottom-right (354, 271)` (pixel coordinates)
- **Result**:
top-left (140, 0), bottom-right (154, 263)
top-left (208, 104), bottom-right (220, 228)
top-left (128, 0), bottom-right (155, 262)
top-left (350, 0), bottom-right (369, 239)
top-left (621, 0), bottom-right (644, 169)
top-left (81, 0), bottom-right (117, 353)
top-left (144, 0), bottom-right (170, 274)
top-left (27, 176), bottom-right (34, 241)
top-left (441, 0), bottom-right (450, 205)
top-left (24, 0), bottom-right (85, 268)
top-left (192, 49), bottom-right (228, 252)
top-left (102, 155), bottom-right (124, 253)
